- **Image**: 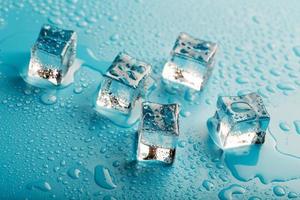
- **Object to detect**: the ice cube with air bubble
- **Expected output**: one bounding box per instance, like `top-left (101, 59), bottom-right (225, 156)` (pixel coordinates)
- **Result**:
top-left (207, 92), bottom-right (270, 150)
top-left (137, 102), bottom-right (180, 164)
top-left (162, 32), bottom-right (217, 92)
top-left (95, 52), bottom-right (152, 127)
top-left (28, 24), bottom-right (77, 86)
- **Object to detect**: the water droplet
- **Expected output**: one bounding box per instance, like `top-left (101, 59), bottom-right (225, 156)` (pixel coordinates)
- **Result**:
top-left (112, 161), bottom-right (120, 168)
top-left (279, 121), bottom-right (290, 132)
top-left (108, 15), bottom-right (118, 22)
top-left (237, 89), bottom-right (252, 96)
top-left (73, 86), bottom-right (83, 94)
top-left (248, 197), bottom-right (261, 200)
top-left (273, 185), bottom-right (286, 197)
top-left (180, 110), bottom-right (191, 118)
top-left (94, 165), bottom-right (117, 189)
top-left (103, 195), bottom-right (117, 200)
top-left (24, 89), bottom-right (32, 95)
top-left (288, 192), bottom-right (298, 199)
top-left (202, 180), bottom-right (214, 191)
top-left (178, 140), bottom-right (186, 148)
top-left (0, 18), bottom-right (5, 28)
top-left (218, 184), bottom-right (245, 200)
top-left (41, 93), bottom-right (57, 105)
top-left (250, 16), bottom-right (260, 24)
top-left (277, 83), bottom-right (295, 91)
top-left (269, 68), bottom-right (281, 77)
top-left (293, 120), bottom-right (300, 134)
top-left (236, 77), bottom-right (249, 84)
top-left (27, 180), bottom-right (52, 192)
top-left (68, 167), bottom-right (81, 179)
top-left (292, 46), bottom-right (300, 57)
top-left (110, 34), bottom-right (119, 42)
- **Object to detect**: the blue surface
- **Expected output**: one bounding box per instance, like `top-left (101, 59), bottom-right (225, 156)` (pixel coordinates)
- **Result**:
top-left (0, 1), bottom-right (300, 199)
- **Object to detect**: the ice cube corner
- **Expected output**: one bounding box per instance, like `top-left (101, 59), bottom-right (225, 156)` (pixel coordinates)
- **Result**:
top-left (137, 102), bottom-right (180, 164)
top-left (162, 32), bottom-right (217, 92)
top-left (28, 24), bottom-right (77, 86)
top-left (95, 52), bottom-right (152, 127)
top-left (207, 92), bottom-right (270, 150)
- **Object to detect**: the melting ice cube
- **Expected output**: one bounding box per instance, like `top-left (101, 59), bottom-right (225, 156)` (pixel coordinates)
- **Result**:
top-left (137, 102), bottom-right (180, 164)
top-left (207, 92), bottom-right (270, 149)
top-left (28, 24), bottom-right (77, 86)
top-left (95, 52), bottom-right (151, 127)
top-left (162, 32), bottom-right (217, 92)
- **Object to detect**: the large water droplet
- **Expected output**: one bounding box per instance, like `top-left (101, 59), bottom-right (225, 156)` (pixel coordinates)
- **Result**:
top-left (288, 192), bottom-right (298, 199)
top-left (277, 83), bottom-right (295, 91)
top-left (218, 184), bottom-right (245, 200)
top-left (94, 165), bottom-right (117, 190)
top-left (68, 167), bottom-right (81, 179)
top-left (27, 180), bottom-right (52, 192)
top-left (273, 185), bottom-right (286, 197)
top-left (279, 121), bottom-right (290, 132)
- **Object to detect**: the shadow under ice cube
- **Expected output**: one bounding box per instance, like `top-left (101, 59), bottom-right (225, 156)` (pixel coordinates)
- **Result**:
top-left (28, 24), bottom-right (77, 85)
top-left (162, 32), bottom-right (217, 92)
top-left (95, 52), bottom-right (151, 127)
top-left (207, 92), bottom-right (270, 150)
top-left (137, 102), bottom-right (179, 164)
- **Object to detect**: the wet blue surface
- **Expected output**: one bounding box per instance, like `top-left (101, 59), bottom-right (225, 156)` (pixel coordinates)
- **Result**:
top-left (0, 0), bottom-right (300, 199)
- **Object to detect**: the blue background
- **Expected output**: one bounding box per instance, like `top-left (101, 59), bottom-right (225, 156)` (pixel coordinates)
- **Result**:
top-left (0, 0), bottom-right (300, 199)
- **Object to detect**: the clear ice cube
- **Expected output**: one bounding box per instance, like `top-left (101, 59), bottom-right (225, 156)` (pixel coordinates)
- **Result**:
top-left (95, 52), bottom-right (152, 127)
top-left (28, 24), bottom-right (77, 85)
top-left (137, 102), bottom-right (180, 164)
top-left (207, 92), bottom-right (270, 149)
top-left (162, 32), bottom-right (217, 91)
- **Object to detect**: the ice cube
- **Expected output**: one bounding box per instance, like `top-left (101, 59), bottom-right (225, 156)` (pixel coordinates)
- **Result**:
top-left (28, 24), bottom-right (77, 85)
top-left (207, 92), bottom-right (270, 149)
top-left (95, 52), bottom-right (151, 127)
top-left (137, 102), bottom-right (179, 164)
top-left (162, 32), bottom-right (217, 92)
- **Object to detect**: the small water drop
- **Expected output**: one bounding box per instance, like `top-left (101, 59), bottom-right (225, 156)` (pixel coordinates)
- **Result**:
top-left (237, 90), bottom-right (252, 96)
top-left (73, 86), bottom-right (83, 94)
top-left (110, 34), bottom-right (119, 42)
top-left (252, 16), bottom-right (260, 24)
top-left (108, 15), bottom-right (118, 22)
top-left (293, 120), bottom-right (300, 134)
top-left (180, 110), bottom-right (191, 118)
top-left (103, 195), bottom-right (117, 200)
top-left (202, 180), bottom-right (214, 191)
top-left (0, 18), bottom-right (5, 28)
top-left (41, 93), bottom-right (57, 105)
top-left (279, 121), bottom-right (290, 132)
top-left (269, 68), bottom-right (281, 77)
top-left (178, 140), bottom-right (186, 148)
top-left (248, 197), bottom-right (261, 200)
top-left (292, 46), bottom-right (300, 57)
top-left (112, 161), bottom-right (120, 168)
top-left (236, 77), bottom-right (249, 84)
